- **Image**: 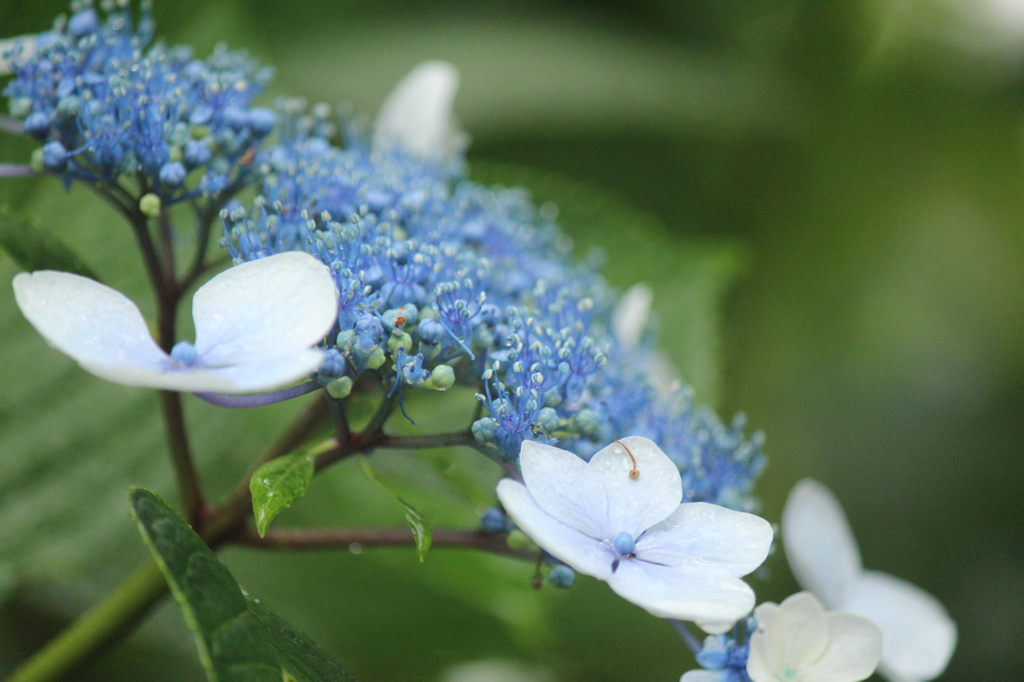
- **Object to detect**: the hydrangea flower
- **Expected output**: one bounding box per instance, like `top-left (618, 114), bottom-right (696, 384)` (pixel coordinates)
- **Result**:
top-left (782, 480), bottom-right (957, 682)
top-left (745, 592), bottom-right (882, 682)
top-left (496, 436), bottom-right (773, 633)
top-left (13, 251), bottom-right (337, 393)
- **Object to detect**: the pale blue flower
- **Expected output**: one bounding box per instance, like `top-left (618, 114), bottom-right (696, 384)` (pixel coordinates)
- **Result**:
top-left (13, 252), bottom-right (337, 394)
top-left (497, 437), bottom-right (773, 633)
top-left (783, 480), bottom-right (957, 682)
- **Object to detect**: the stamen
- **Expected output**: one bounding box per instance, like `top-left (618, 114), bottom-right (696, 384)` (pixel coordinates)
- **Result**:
top-left (614, 439), bottom-right (640, 479)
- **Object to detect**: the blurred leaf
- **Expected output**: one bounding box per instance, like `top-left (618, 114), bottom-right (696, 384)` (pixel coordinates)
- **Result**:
top-left (250, 449), bottom-right (317, 538)
top-left (129, 487), bottom-right (355, 682)
top-left (359, 455), bottom-right (432, 562)
top-left (470, 160), bottom-right (745, 405)
top-left (0, 207), bottom-right (99, 280)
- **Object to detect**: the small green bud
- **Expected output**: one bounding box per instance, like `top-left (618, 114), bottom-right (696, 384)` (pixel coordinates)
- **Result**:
top-left (190, 124), bottom-right (210, 140)
top-left (506, 530), bottom-right (536, 552)
top-left (387, 332), bottom-right (413, 353)
top-left (10, 97), bottom-right (32, 119)
top-left (423, 365), bottom-right (455, 391)
top-left (365, 347), bottom-right (386, 370)
top-left (169, 145), bottom-right (182, 163)
top-left (29, 148), bottom-right (44, 173)
top-left (139, 193), bottom-right (162, 217)
top-left (326, 376), bottom-right (353, 400)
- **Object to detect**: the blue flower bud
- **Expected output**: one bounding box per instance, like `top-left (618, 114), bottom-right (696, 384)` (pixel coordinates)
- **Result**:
top-left (189, 105), bottom-right (213, 126)
top-left (480, 507), bottom-right (505, 534)
top-left (472, 417), bottom-right (498, 444)
top-left (41, 141), bottom-right (68, 173)
top-left (548, 564), bottom-right (576, 589)
top-left (184, 141), bottom-right (212, 168)
top-left (247, 108), bottom-right (276, 136)
top-left (170, 341), bottom-right (199, 366)
top-left (534, 407), bottom-right (560, 434)
top-left (223, 106), bottom-right (249, 131)
top-left (696, 635), bottom-right (730, 670)
top-left (417, 317), bottom-right (445, 344)
top-left (613, 532), bottom-right (635, 555)
top-left (68, 9), bottom-right (99, 37)
top-left (318, 349), bottom-right (347, 379)
top-left (159, 162), bottom-right (187, 188)
top-left (23, 112), bottom-right (50, 139)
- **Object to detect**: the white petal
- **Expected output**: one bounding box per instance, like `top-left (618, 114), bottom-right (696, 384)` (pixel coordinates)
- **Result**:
top-left (838, 571), bottom-right (956, 682)
top-left (198, 349), bottom-right (325, 393)
top-left (680, 671), bottom-right (722, 682)
top-left (800, 612), bottom-right (882, 682)
top-left (192, 252), bottom-right (337, 367)
top-left (13, 270), bottom-right (171, 382)
top-left (518, 440), bottom-right (611, 539)
top-left (586, 436), bottom-right (683, 537)
top-left (782, 479), bottom-right (863, 608)
top-left (746, 602), bottom-right (782, 682)
top-left (636, 502), bottom-right (773, 575)
top-left (605, 558), bottom-right (756, 632)
top-left (751, 593), bottom-right (829, 675)
top-left (612, 282), bottom-right (653, 351)
top-left (373, 61), bottom-right (460, 160)
top-left (495, 478), bottom-right (614, 580)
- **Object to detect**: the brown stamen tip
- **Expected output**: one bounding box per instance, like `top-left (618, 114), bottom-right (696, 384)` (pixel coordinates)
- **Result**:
top-left (614, 439), bottom-right (640, 479)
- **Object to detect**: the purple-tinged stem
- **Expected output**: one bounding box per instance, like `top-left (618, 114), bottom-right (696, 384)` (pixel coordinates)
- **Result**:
top-left (0, 116), bottom-right (23, 135)
top-left (0, 164), bottom-right (36, 177)
top-left (669, 619), bottom-right (704, 656)
top-left (194, 381), bottom-right (321, 408)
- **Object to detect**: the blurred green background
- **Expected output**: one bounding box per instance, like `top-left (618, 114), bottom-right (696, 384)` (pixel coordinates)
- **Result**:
top-left (1, 0), bottom-right (1022, 680)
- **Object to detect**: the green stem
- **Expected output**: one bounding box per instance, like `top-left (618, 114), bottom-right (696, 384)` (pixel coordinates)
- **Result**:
top-left (6, 561), bottom-right (168, 682)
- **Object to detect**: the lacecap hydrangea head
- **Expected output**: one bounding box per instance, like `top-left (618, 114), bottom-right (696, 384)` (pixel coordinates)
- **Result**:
top-left (5, 0), bottom-right (274, 199)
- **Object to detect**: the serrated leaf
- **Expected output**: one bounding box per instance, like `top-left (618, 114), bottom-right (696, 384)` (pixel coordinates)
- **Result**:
top-left (129, 487), bottom-right (355, 682)
top-left (250, 450), bottom-right (316, 537)
top-left (359, 456), bottom-right (432, 562)
top-left (0, 207), bottom-right (100, 280)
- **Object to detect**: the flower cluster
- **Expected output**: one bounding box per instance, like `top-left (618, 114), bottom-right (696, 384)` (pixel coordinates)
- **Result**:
top-left (3, 0), bottom-right (273, 200)
top-left (219, 83), bottom-right (766, 511)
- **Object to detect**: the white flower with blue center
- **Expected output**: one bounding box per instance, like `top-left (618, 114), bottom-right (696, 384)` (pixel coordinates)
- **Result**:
top-left (745, 592), bottom-right (882, 682)
top-left (782, 480), bottom-right (957, 682)
top-left (13, 251), bottom-right (338, 394)
top-left (496, 437), bottom-right (773, 633)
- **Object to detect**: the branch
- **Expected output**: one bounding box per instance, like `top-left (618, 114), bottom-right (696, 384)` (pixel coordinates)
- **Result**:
top-left (0, 116), bottom-right (23, 135)
top-left (234, 526), bottom-right (533, 560)
top-left (377, 431), bottom-right (476, 450)
top-left (159, 391), bottom-right (206, 528)
top-left (0, 163), bottom-right (37, 177)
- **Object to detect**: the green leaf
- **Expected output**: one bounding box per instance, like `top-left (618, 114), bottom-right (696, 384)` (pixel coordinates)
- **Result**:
top-left (129, 487), bottom-right (355, 682)
top-left (0, 207), bottom-right (100, 280)
top-left (359, 456), bottom-right (432, 562)
top-left (250, 445), bottom-right (322, 538)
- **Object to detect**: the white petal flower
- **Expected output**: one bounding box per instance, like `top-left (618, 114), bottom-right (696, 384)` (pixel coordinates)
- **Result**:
top-left (747, 592), bottom-right (882, 682)
top-left (496, 437), bottom-right (773, 633)
top-left (782, 480), bottom-right (957, 682)
top-left (373, 60), bottom-right (462, 161)
top-left (13, 251), bottom-right (338, 394)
